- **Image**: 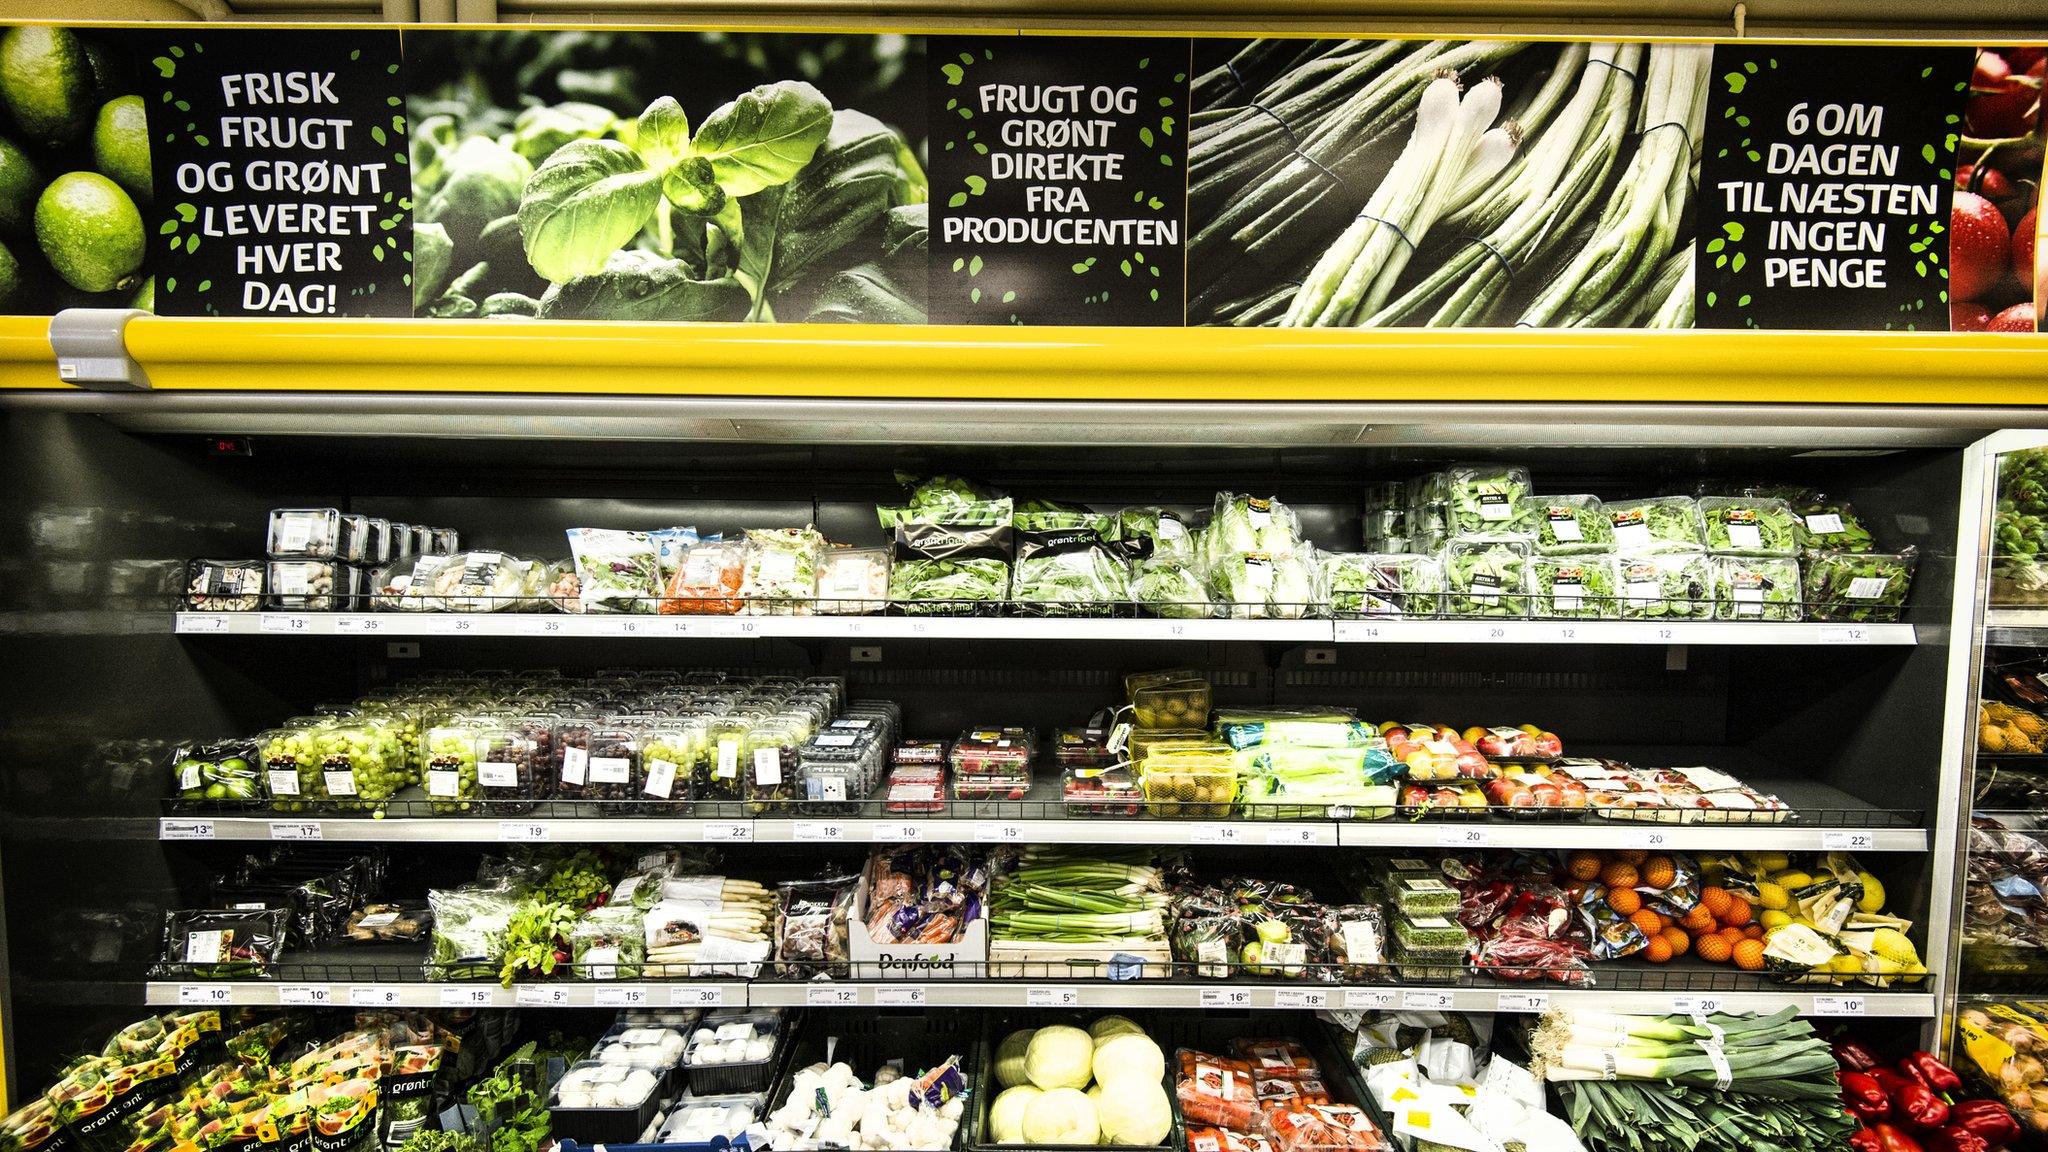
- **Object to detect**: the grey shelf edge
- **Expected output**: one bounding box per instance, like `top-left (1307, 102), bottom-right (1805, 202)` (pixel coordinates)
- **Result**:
top-left (159, 815), bottom-right (1924, 851)
top-left (173, 612), bottom-right (1917, 646)
top-left (1985, 608), bottom-right (2048, 646)
top-left (143, 979), bottom-right (1932, 1017)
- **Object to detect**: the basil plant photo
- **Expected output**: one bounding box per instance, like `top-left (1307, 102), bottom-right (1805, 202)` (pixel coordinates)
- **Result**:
top-left (409, 34), bottom-right (929, 324)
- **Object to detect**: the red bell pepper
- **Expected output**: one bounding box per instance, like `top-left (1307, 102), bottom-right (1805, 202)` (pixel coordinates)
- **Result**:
top-left (1949, 1099), bottom-right (2022, 1147)
top-left (1840, 1070), bottom-right (1892, 1122)
top-left (1922, 1127), bottom-right (1993, 1152)
top-left (1873, 1069), bottom-right (1951, 1129)
top-left (1849, 1128), bottom-right (1884, 1152)
top-left (1903, 1052), bottom-right (1966, 1097)
top-left (1838, 1041), bottom-right (1885, 1072)
top-left (1873, 1123), bottom-right (1928, 1152)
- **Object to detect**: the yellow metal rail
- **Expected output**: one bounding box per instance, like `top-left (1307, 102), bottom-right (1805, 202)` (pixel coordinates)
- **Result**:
top-left (0, 317), bottom-right (2008, 406)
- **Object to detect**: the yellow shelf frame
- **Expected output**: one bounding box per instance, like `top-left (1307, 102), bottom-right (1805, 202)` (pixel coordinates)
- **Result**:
top-left (0, 316), bottom-right (2031, 406)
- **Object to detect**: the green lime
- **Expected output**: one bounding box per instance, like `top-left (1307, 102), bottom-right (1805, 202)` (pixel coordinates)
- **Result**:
top-left (129, 273), bottom-right (153, 312)
top-left (0, 135), bottom-right (38, 232)
top-left (93, 95), bottom-right (149, 203)
top-left (35, 171), bottom-right (142, 293)
top-left (0, 27), bottom-right (91, 147)
top-left (0, 237), bottom-right (22, 310)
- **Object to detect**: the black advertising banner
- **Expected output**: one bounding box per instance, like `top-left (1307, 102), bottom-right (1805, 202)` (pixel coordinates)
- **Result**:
top-left (135, 30), bottom-right (411, 317)
top-left (0, 24), bottom-right (2035, 332)
top-left (1694, 45), bottom-right (1974, 331)
top-left (927, 36), bottom-right (1188, 325)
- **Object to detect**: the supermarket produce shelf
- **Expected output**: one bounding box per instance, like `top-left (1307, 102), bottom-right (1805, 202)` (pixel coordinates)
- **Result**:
top-left (171, 611), bottom-right (1917, 646)
top-left (1986, 608), bottom-right (2048, 645)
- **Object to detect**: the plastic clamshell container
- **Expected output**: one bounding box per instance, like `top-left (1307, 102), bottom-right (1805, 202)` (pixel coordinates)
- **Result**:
top-left (1522, 494), bottom-right (1615, 556)
top-left (187, 558), bottom-right (265, 611)
top-left (1530, 554), bottom-right (1620, 620)
top-left (654, 1093), bottom-right (765, 1149)
top-left (1699, 496), bottom-right (1800, 557)
top-left (950, 728), bottom-right (1033, 804)
top-left (1443, 541), bottom-right (1530, 619)
top-left (1712, 555), bottom-right (1803, 621)
top-left (1131, 678), bottom-right (1212, 730)
top-left (684, 1011), bottom-right (785, 1096)
top-left (1617, 550), bottom-right (1713, 621)
top-left (550, 1061), bottom-right (665, 1145)
top-left (1323, 553), bottom-right (1442, 618)
top-left (266, 508), bottom-right (345, 558)
top-left (1607, 497), bottom-right (1707, 556)
top-left (1388, 878), bottom-right (1459, 918)
top-left (1128, 728), bottom-right (1212, 764)
top-left (266, 560), bottom-right (358, 611)
top-left (1140, 744), bottom-right (1239, 818)
top-left (799, 729), bottom-right (882, 814)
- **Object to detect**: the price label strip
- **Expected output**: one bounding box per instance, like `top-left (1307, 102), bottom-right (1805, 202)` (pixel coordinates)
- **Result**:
top-left (1027, 987), bottom-right (1081, 1007)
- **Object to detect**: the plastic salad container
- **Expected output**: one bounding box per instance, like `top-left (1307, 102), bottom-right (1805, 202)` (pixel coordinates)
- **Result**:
top-left (1802, 548), bottom-right (1917, 622)
top-left (1699, 496), bottom-right (1801, 557)
top-left (267, 509), bottom-right (346, 558)
top-left (1618, 550), bottom-right (1713, 620)
top-left (266, 560), bottom-right (356, 611)
top-left (1524, 495), bottom-right (1615, 555)
top-left (1444, 541), bottom-right (1530, 618)
top-left (1529, 554), bottom-right (1619, 619)
top-left (1140, 743), bottom-right (1238, 817)
top-left (739, 527), bottom-right (825, 615)
top-left (1607, 497), bottom-right (1706, 556)
top-left (1711, 555), bottom-right (1803, 621)
top-left (815, 547), bottom-right (891, 615)
top-left (1322, 553), bottom-right (1442, 617)
top-left (1792, 498), bottom-right (1878, 553)
top-left (187, 559), bottom-right (264, 612)
top-left (1445, 464), bottom-right (1535, 540)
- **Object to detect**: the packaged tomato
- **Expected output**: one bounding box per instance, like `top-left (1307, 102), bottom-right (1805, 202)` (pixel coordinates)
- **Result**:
top-left (1260, 1105), bottom-right (1386, 1152)
top-left (1188, 1128), bottom-right (1276, 1152)
top-left (661, 540), bottom-right (744, 615)
top-left (1177, 1050), bottom-right (1259, 1130)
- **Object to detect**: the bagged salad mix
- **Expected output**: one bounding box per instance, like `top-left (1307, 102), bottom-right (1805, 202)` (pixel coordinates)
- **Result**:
top-left (1011, 517), bottom-right (1133, 614)
top-left (814, 547), bottom-right (891, 614)
top-left (888, 500), bottom-right (1014, 614)
top-left (1210, 550), bottom-right (1319, 619)
top-left (567, 528), bottom-right (661, 613)
top-left (738, 527), bottom-right (825, 614)
top-left (1802, 547), bottom-right (1917, 622)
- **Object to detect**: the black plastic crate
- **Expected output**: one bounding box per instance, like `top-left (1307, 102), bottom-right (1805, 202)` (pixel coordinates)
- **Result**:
top-left (764, 1011), bottom-right (978, 1150)
top-left (685, 1011), bottom-right (797, 1097)
top-left (548, 1061), bottom-right (666, 1145)
top-left (965, 1009), bottom-right (1357, 1152)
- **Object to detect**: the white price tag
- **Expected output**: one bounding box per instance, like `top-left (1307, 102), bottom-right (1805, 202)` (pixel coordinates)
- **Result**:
top-left (1437, 826), bottom-right (1492, 847)
top-left (1273, 989), bottom-right (1329, 1010)
top-left (279, 985), bottom-right (331, 1006)
top-left (869, 822), bottom-right (925, 842)
top-left (1199, 988), bottom-right (1253, 1009)
top-left (974, 823), bottom-right (1024, 843)
top-left (875, 987), bottom-right (927, 1007)
top-left (498, 822), bottom-right (549, 843)
top-left (1264, 826), bottom-right (1321, 846)
top-left (179, 984), bottom-right (232, 1005)
top-left (1496, 992), bottom-right (1549, 1013)
top-left (703, 822), bottom-right (753, 842)
top-left (806, 986), bottom-right (862, 1007)
top-left (600, 618), bottom-right (647, 636)
top-left (1191, 826), bottom-right (1244, 844)
top-left (348, 986), bottom-right (402, 1008)
top-left (161, 819), bottom-right (216, 841)
top-left (268, 821), bottom-right (322, 841)
top-left (1343, 989), bottom-right (1395, 1011)
top-left (260, 614), bottom-right (310, 633)
top-left (1819, 626), bottom-right (1870, 644)
top-left (1812, 995), bottom-right (1866, 1017)
top-left (1620, 828), bottom-right (1672, 849)
top-left (1401, 990), bottom-right (1456, 1011)
top-left (670, 986), bottom-right (726, 1007)
top-left (441, 987), bottom-right (495, 1007)
top-left (1822, 830), bottom-right (1875, 851)
top-left (334, 615), bottom-right (384, 634)
top-left (181, 613), bottom-right (230, 633)
top-left (795, 822), bottom-right (848, 843)
top-left (1670, 996), bottom-right (1723, 1015)
top-left (516, 985), bottom-right (569, 1007)
top-left (421, 616), bottom-right (476, 635)
top-left (594, 987), bottom-right (647, 1008)
top-left (516, 617), bottom-right (568, 636)
top-left (1027, 987), bottom-right (1081, 1008)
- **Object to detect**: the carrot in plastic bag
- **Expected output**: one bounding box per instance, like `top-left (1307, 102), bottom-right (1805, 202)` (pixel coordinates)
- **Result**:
top-left (1177, 1050), bottom-right (1259, 1130)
